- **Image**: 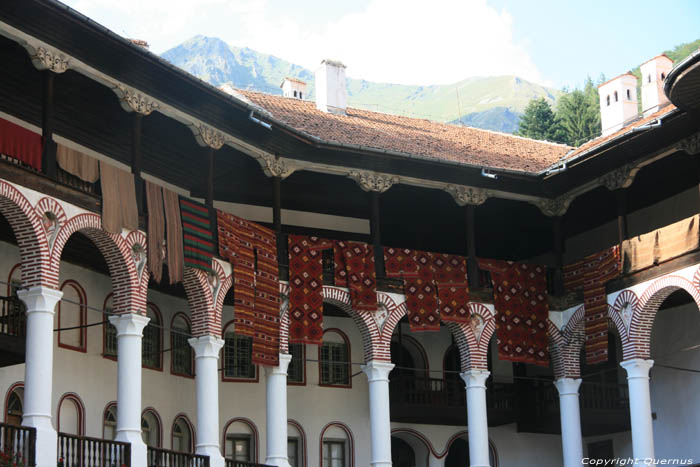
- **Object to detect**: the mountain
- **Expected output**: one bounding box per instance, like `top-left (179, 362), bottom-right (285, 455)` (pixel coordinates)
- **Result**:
top-left (161, 35), bottom-right (563, 133)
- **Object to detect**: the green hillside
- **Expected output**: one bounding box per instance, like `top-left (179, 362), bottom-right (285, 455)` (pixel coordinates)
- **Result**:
top-left (161, 35), bottom-right (563, 133)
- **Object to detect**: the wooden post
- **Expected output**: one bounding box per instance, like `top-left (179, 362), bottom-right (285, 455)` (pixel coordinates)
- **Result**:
top-left (552, 216), bottom-right (565, 296)
top-left (466, 205), bottom-right (479, 289)
top-left (205, 147), bottom-right (215, 209)
top-left (615, 189), bottom-right (629, 251)
top-left (273, 176), bottom-right (285, 265)
top-left (131, 113), bottom-right (144, 215)
top-left (41, 71), bottom-right (56, 178)
top-left (370, 191), bottom-right (385, 276)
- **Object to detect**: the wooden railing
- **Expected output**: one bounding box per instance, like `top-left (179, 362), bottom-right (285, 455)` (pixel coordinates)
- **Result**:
top-left (0, 422), bottom-right (36, 466)
top-left (57, 433), bottom-right (130, 467)
top-left (224, 460), bottom-right (273, 467)
top-left (580, 382), bottom-right (629, 410)
top-left (0, 296), bottom-right (26, 338)
top-left (389, 375), bottom-right (515, 410)
top-left (147, 447), bottom-right (209, 467)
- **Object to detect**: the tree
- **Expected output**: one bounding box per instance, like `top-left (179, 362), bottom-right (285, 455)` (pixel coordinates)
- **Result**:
top-left (514, 98), bottom-right (565, 143)
top-left (556, 77), bottom-right (601, 146)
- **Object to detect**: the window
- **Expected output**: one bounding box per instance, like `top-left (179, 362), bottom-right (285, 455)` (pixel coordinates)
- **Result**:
top-left (626, 89), bottom-right (631, 100)
top-left (648, 74), bottom-right (652, 83)
top-left (288, 343), bottom-right (305, 384)
top-left (606, 95), bottom-right (610, 106)
top-left (226, 435), bottom-right (251, 461)
top-left (58, 281), bottom-right (87, 351)
top-left (288, 438), bottom-right (300, 467)
top-left (5, 386), bottom-right (23, 426)
top-left (223, 419), bottom-right (257, 461)
top-left (614, 91), bottom-right (618, 102)
top-left (223, 326), bottom-right (256, 380)
top-left (57, 395), bottom-right (83, 436)
top-left (103, 295), bottom-right (117, 358)
top-left (141, 410), bottom-right (161, 447)
top-left (299, 92), bottom-right (303, 99)
top-left (320, 331), bottom-right (350, 387)
top-left (293, 90), bottom-right (298, 98)
top-left (661, 72), bottom-right (666, 80)
top-left (103, 404), bottom-right (117, 440)
top-left (323, 441), bottom-right (345, 467)
top-left (172, 416), bottom-right (193, 453)
top-left (142, 304), bottom-right (161, 369)
top-left (171, 315), bottom-right (193, 377)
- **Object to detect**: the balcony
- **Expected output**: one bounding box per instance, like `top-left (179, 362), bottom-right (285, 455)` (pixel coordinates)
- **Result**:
top-left (225, 461), bottom-right (274, 467)
top-left (147, 447), bottom-right (209, 467)
top-left (0, 296), bottom-right (26, 367)
top-left (0, 422), bottom-right (35, 466)
top-left (57, 433), bottom-right (130, 467)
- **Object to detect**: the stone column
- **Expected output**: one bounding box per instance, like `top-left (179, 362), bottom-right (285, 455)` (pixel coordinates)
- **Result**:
top-left (361, 360), bottom-right (395, 467)
top-left (265, 354), bottom-right (293, 467)
top-left (18, 286), bottom-right (63, 467)
top-left (109, 313), bottom-right (150, 466)
top-left (461, 369), bottom-right (491, 467)
top-left (554, 378), bottom-right (583, 467)
top-left (620, 359), bottom-right (655, 464)
top-left (189, 336), bottom-right (225, 467)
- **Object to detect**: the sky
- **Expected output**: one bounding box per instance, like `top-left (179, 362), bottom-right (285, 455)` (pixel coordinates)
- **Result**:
top-left (62, 0), bottom-right (700, 89)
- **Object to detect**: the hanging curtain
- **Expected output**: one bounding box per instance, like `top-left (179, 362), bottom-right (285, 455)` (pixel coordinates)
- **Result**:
top-left (334, 241), bottom-right (377, 312)
top-left (145, 181), bottom-right (165, 283)
top-left (479, 258), bottom-right (550, 366)
top-left (99, 161), bottom-right (138, 234)
top-left (56, 144), bottom-right (99, 183)
top-left (0, 118), bottom-right (42, 171)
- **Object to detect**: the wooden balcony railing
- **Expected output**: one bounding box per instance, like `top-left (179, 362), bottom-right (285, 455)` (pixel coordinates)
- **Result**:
top-left (580, 382), bottom-right (629, 410)
top-left (225, 460), bottom-right (273, 467)
top-left (0, 296), bottom-right (25, 338)
top-left (57, 433), bottom-right (131, 467)
top-left (0, 422), bottom-right (36, 466)
top-left (146, 447), bottom-right (209, 467)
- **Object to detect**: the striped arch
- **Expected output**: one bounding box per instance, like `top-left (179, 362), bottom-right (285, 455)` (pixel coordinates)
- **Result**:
top-left (322, 287), bottom-right (381, 363)
top-left (0, 180), bottom-right (52, 288)
top-left (279, 282), bottom-right (290, 354)
top-left (548, 306), bottom-right (585, 379)
top-left (391, 427), bottom-right (439, 458)
top-left (627, 275), bottom-right (700, 359)
top-left (182, 259), bottom-right (229, 337)
top-left (50, 213), bottom-right (147, 315)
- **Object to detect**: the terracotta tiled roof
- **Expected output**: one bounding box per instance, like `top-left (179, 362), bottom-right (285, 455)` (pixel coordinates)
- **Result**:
top-left (566, 104), bottom-right (677, 160)
top-left (239, 90), bottom-right (572, 173)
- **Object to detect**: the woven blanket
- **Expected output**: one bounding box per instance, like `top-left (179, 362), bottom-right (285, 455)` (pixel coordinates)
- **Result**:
top-left (56, 144), bottom-right (99, 183)
top-left (250, 222), bottom-right (280, 366)
top-left (179, 197), bottom-right (214, 273)
top-left (100, 162), bottom-right (138, 234)
top-left (288, 235), bottom-right (333, 345)
top-left (0, 117), bottom-right (42, 171)
top-left (163, 188), bottom-right (184, 284)
top-left (334, 241), bottom-right (377, 312)
top-left (479, 259), bottom-right (549, 366)
top-left (146, 181), bottom-right (165, 283)
top-left (434, 254), bottom-right (470, 324)
top-left (563, 246), bottom-right (620, 364)
top-left (384, 247), bottom-right (440, 331)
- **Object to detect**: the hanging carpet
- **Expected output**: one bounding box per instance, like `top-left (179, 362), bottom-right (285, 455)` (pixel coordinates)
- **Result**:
top-left (179, 197), bottom-right (214, 273)
top-left (0, 117), bottom-right (42, 171)
top-left (433, 253), bottom-right (470, 324)
top-left (334, 241), bottom-right (377, 312)
top-left (163, 188), bottom-right (184, 284)
top-left (99, 161), bottom-right (138, 234)
top-left (56, 144), bottom-right (100, 183)
top-left (145, 181), bottom-right (165, 283)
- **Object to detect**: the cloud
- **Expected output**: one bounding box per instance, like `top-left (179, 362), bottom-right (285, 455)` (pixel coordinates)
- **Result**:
top-left (62, 0), bottom-right (544, 86)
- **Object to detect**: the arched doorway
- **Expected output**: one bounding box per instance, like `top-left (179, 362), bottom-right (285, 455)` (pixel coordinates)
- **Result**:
top-left (391, 437), bottom-right (416, 467)
top-left (445, 438), bottom-right (469, 467)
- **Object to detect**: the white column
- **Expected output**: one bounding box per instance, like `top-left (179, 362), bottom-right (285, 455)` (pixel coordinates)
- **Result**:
top-left (428, 454), bottom-right (446, 467)
top-left (18, 286), bottom-right (62, 467)
top-left (189, 335), bottom-right (225, 467)
top-left (621, 359), bottom-right (655, 464)
top-left (109, 313), bottom-right (150, 466)
top-left (361, 360), bottom-right (395, 467)
top-left (264, 353), bottom-right (293, 467)
top-left (554, 378), bottom-right (583, 467)
top-left (461, 369), bottom-right (491, 467)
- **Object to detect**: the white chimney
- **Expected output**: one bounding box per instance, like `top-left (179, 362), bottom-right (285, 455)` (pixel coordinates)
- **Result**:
top-left (281, 77), bottom-right (307, 100)
top-left (598, 73), bottom-right (638, 136)
top-left (640, 54), bottom-right (673, 116)
top-left (315, 59), bottom-right (347, 114)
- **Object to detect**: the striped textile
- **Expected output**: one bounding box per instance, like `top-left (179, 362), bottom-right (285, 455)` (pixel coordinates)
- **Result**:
top-left (334, 241), bottom-right (377, 312)
top-left (479, 258), bottom-right (549, 366)
top-left (179, 197), bottom-right (214, 273)
top-left (163, 188), bottom-right (184, 284)
top-left (564, 246), bottom-right (621, 364)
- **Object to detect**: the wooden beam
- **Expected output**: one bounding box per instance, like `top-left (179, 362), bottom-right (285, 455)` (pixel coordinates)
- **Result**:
top-left (131, 113), bottom-right (143, 214)
top-left (205, 146), bottom-right (215, 209)
top-left (552, 216), bottom-right (565, 296)
top-left (615, 189), bottom-right (628, 249)
top-left (370, 191), bottom-right (385, 276)
top-left (466, 204), bottom-right (479, 289)
top-left (41, 71), bottom-right (56, 178)
top-left (273, 176), bottom-right (286, 265)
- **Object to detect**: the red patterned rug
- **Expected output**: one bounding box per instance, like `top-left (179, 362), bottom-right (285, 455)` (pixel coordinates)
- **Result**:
top-left (433, 254), bottom-right (470, 324)
top-left (478, 259), bottom-right (549, 366)
top-left (288, 235), bottom-right (333, 345)
top-left (334, 241), bottom-right (377, 312)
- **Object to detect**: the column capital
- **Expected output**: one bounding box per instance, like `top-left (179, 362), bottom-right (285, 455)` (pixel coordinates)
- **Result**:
top-left (361, 360), bottom-right (395, 382)
top-left (620, 359), bottom-right (654, 379)
top-left (460, 369), bottom-right (490, 388)
top-left (109, 313), bottom-right (150, 337)
top-left (17, 286), bottom-right (63, 313)
top-left (265, 353), bottom-right (293, 377)
top-left (554, 377), bottom-right (582, 396)
top-left (188, 335), bottom-right (225, 358)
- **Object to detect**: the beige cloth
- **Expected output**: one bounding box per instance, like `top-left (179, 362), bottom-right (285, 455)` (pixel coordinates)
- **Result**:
top-left (100, 161), bottom-right (138, 234)
top-left (146, 181), bottom-right (165, 283)
top-left (56, 144), bottom-right (100, 183)
top-left (163, 187), bottom-right (184, 283)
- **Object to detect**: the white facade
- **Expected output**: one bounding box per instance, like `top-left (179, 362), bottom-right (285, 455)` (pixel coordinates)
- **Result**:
top-left (281, 78), bottom-right (307, 100)
top-left (315, 60), bottom-right (348, 114)
top-left (640, 55), bottom-right (673, 116)
top-left (599, 74), bottom-right (639, 136)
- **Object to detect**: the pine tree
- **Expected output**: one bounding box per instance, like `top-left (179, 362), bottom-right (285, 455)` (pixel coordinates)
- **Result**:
top-left (514, 98), bottom-right (565, 143)
top-left (556, 78), bottom-right (601, 146)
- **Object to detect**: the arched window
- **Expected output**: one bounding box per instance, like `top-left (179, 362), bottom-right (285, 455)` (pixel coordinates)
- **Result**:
top-left (614, 91), bottom-right (618, 102)
top-left (222, 321), bottom-right (256, 381)
top-left (288, 342), bottom-right (305, 385)
top-left (223, 418), bottom-right (259, 462)
top-left (661, 72), bottom-right (666, 80)
top-left (293, 90), bottom-right (298, 98)
top-left (57, 394), bottom-right (84, 436)
top-left (141, 408), bottom-right (162, 448)
top-left (103, 294), bottom-right (117, 359)
top-left (648, 74), bottom-right (652, 83)
top-left (319, 329), bottom-right (351, 388)
top-left (4, 384), bottom-right (23, 426)
top-left (320, 422), bottom-right (354, 467)
top-left (299, 92), bottom-right (303, 99)
top-left (288, 420), bottom-right (306, 467)
top-left (103, 403), bottom-right (117, 440)
top-left (142, 303), bottom-right (162, 370)
top-left (626, 89), bottom-right (631, 100)
top-left (58, 280), bottom-right (87, 351)
top-left (172, 415), bottom-right (193, 453)
top-left (171, 314), bottom-right (193, 377)
top-left (606, 95), bottom-right (610, 106)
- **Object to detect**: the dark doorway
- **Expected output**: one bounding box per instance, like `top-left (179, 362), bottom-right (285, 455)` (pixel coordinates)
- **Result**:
top-left (445, 438), bottom-right (469, 467)
top-left (391, 437), bottom-right (416, 467)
